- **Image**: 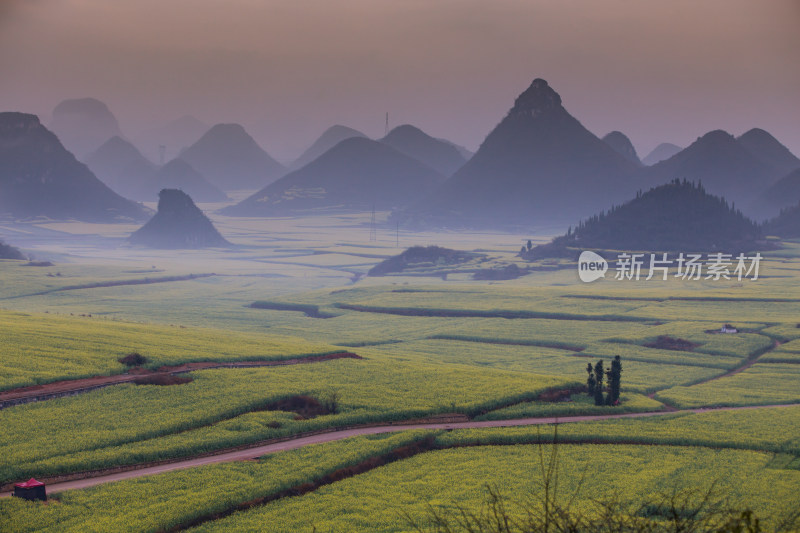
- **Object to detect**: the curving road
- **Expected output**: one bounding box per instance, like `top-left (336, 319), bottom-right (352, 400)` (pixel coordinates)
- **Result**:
top-left (1, 403), bottom-right (796, 498)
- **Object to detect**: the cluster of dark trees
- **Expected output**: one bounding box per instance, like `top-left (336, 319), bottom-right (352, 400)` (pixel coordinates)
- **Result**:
top-left (0, 239), bottom-right (26, 260)
top-left (368, 245), bottom-right (479, 276)
top-left (586, 356), bottom-right (622, 406)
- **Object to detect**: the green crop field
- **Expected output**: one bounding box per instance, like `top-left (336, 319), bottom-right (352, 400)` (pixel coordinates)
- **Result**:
top-left (0, 359), bottom-right (568, 484)
top-left (194, 444), bottom-right (800, 532)
top-left (0, 309), bottom-right (338, 390)
top-left (3, 406), bottom-right (799, 533)
top-left (1, 214), bottom-right (799, 531)
top-left (0, 432), bottom-right (434, 533)
top-left (443, 405), bottom-right (800, 455)
top-left (655, 363), bottom-right (800, 408)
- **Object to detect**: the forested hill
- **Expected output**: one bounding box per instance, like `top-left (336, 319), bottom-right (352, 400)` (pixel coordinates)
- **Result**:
top-left (524, 179), bottom-right (766, 258)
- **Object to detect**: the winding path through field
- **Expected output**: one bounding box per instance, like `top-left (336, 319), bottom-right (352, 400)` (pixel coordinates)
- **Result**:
top-left (1, 402), bottom-right (795, 498)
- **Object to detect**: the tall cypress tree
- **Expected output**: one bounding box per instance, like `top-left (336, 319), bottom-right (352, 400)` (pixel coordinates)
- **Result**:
top-left (586, 362), bottom-right (595, 396)
top-left (607, 355), bottom-right (622, 405)
top-left (593, 360), bottom-right (605, 406)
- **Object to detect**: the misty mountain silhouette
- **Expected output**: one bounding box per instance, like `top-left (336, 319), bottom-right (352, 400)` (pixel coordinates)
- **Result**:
top-left (155, 159), bottom-right (228, 203)
top-left (50, 97), bottom-right (122, 159)
top-left (134, 115), bottom-right (209, 164)
top-left (763, 200), bottom-right (800, 239)
top-left (224, 137), bottom-right (445, 215)
top-left (436, 138), bottom-right (473, 161)
top-left (640, 130), bottom-right (781, 217)
top-left (290, 125), bottom-right (367, 171)
top-left (179, 123), bottom-right (285, 190)
top-left (0, 113), bottom-right (148, 222)
top-left (642, 143), bottom-right (682, 166)
top-left (85, 136), bottom-right (157, 200)
top-left (129, 189), bottom-right (230, 248)
top-left (602, 131), bottom-right (642, 166)
top-left (0, 239), bottom-right (25, 260)
top-left (737, 128), bottom-right (800, 177)
top-left (404, 78), bottom-right (639, 227)
top-left (759, 168), bottom-right (800, 212)
top-left (525, 179), bottom-right (764, 258)
top-left (380, 124), bottom-right (467, 176)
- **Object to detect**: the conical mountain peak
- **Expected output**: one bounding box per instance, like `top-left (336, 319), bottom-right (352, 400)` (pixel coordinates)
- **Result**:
top-left (404, 78), bottom-right (638, 227)
top-left (384, 124), bottom-right (425, 138)
top-left (179, 123), bottom-right (285, 190)
top-left (224, 136), bottom-right (444, 215)
top-left (602, 131), bottom-right (642, 166)
top-left (89, 136), bottom-right (150, 165)
top-left (50, 97), bottom-right (122, 158)
top-left (290, 125), bottom-right (366, 170)
top-left (737, 127), bottom-right (800, 176)
top-left (698, 129), bottom-right (736, 144)
top-left (509, 78), bottom-right (563, 117)
top-left (0, 111), bottom-right (148, 222)
top-left (129, 189), bottom-right (230, 248)
top-left (381, 124), bottom-right (467, 176)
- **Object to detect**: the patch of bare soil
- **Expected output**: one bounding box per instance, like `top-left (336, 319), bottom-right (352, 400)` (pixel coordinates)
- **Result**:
top-left (262, 395), bottom-right (333, 419)
top-left (118, 352), bottom-right (148, 366)
top-left (537, 386), bottom-right (586, 402)
top-left (643, 335), bottom-right (700, 352)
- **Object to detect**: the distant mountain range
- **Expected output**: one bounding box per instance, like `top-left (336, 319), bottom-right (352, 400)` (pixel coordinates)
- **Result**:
top-left (85, 137), bottom-right (227, 202)
top-left (133, 115), bottom-right (209, 164)
top-left (602, 131), bottom-right (642, 166)
top-left (380, 124), bottom-right (467, 176)
top-left (290, 125), bottom-right (367, 171)
top-left (85, 136), bottom-right (157, 200)
top-left (737, 128), bottom-right (800, 177)
top-left (129, 189), bottom-right (230, 248)
top-left (0, 112), bottom-right (148, 222)
top-left (155, 159), bottom-right (228, 202)
top-left (50, 97), bottom-right (122, 159)
top-left (437, 138), bottom-right (473, 161)
top-left (640, 130), bottom-right (789, 219)
top-left (223, 137), bottom-right (444, 215)
top-left (525, 179), bottom-right (766, 258)
top-left (642, 143), bottom-right (682, 166)
top-left (4, 79), bottom-right (798, 228)
top-left (179, 124), bottom-right (285, 191)
top-left (401, 78), bottom-right (640, 227)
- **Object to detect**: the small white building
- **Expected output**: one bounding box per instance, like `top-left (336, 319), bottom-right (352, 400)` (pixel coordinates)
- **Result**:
top-left (720, 324), bottom-right (738, 334)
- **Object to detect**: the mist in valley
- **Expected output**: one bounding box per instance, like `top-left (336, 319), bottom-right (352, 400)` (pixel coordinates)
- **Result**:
top-left (2, 4), bottom-right (800, 530)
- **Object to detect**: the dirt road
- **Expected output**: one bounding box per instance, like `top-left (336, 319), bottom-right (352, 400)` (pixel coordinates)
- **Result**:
top-left (1, 402), bottom-right (795, 498)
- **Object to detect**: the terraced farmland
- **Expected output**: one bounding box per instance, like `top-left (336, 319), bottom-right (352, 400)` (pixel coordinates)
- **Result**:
top-left (1, 220), bottom-right (799, 531)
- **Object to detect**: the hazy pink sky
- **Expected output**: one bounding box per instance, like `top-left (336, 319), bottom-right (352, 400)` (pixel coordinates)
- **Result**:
top-left (1, 0), bottom-right (798, 163)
